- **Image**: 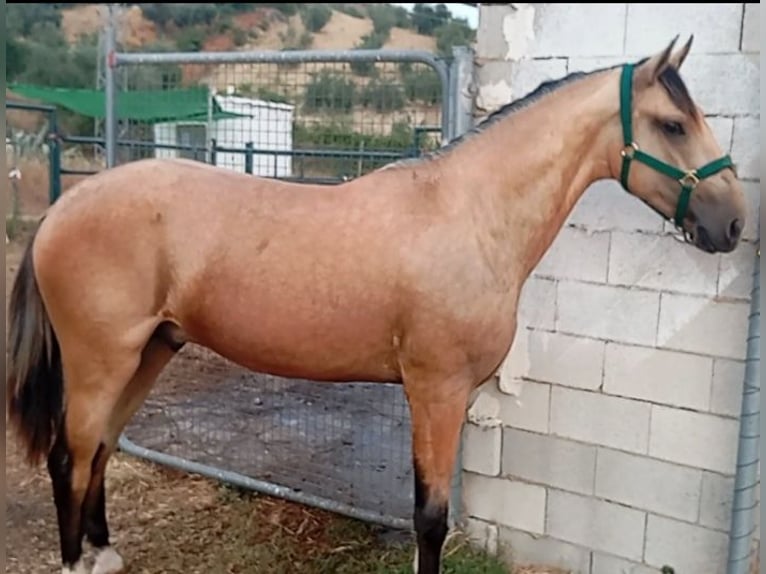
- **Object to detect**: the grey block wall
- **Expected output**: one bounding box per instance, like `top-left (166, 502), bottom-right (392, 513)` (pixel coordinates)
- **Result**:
top-left (462, 4), bottom-right (760, 573)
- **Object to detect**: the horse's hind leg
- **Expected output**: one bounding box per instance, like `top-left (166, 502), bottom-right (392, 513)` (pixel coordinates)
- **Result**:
top-left (404, 374), bottom-right (472, 574)
top-left (49, 352), bottom-right (141, 574)
top-left (83, 332), bottom-right (181, 574)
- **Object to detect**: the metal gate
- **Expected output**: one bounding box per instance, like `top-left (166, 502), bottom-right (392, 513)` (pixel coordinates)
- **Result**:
top-left (105, 24), bottom-right (474, 531)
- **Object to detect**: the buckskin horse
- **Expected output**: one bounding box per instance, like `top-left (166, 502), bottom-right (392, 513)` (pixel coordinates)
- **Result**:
top-left (7, 37), bottom-right (748, 574)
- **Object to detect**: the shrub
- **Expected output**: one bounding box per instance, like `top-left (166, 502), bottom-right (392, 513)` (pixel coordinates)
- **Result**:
top-left (292, 120), bottom-right (420, 177)
top-left (300, 4), bottom-right (332, 33)
top-left (360, 80), bottom-right (405, 113)
top-left (402, 67), bottom-right (442, 105)
top-left (175, 27), bottom-right (206, 52)
top-left (350, 32), bottom-right (386, 77)
top-left (434, 20), bottom-right (476, 57)
top-left (303, 71), bottom-right (356, 113)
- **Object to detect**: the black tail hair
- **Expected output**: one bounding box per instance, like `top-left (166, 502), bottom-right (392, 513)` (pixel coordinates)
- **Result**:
top-left (6, 221), bottom-right (64, 465)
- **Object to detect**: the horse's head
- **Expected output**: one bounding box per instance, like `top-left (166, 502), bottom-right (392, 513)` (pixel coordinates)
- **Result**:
top-left (613, 36), bottom-right (747, 254)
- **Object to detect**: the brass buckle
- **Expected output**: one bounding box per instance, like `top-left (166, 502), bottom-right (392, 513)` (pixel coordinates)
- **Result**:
top-left (678, 171), bottom-right (700, 188)
top-left (620, 142), bottom-right (639, 159)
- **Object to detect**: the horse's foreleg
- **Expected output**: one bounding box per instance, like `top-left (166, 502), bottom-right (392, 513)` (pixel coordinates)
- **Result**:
top-left (83, 334), bottom-right (179, 574)
top-left (405, 379), bottom-right (471, 574)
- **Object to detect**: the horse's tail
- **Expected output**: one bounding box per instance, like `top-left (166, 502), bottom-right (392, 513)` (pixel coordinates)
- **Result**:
top-left (6, 222), bottom-right (64, 466)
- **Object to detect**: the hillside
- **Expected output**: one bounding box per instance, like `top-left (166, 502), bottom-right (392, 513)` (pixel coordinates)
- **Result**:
top-left (58, 4), bottom-right (444, 53)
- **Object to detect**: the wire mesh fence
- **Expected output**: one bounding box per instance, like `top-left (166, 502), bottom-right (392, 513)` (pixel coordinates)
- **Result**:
top-left (113, 49), bottom-right (457, 529)
top-left (114, 54), bottom-right (445, 184)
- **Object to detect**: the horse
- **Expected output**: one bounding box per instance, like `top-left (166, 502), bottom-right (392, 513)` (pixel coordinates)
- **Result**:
top-left (7, 36), bottom-right (748, 574)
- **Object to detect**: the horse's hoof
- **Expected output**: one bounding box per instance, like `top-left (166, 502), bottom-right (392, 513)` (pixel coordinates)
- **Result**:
top-left (91, 547), bottom-right (125, 574)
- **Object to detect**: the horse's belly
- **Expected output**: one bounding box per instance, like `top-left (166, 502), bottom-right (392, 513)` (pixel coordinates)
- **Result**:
top-left (181, 289), bottom-right (400, 383)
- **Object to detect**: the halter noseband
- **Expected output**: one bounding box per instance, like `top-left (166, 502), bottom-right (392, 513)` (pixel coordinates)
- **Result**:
top-left (618, 63), bottom-right (734, 229)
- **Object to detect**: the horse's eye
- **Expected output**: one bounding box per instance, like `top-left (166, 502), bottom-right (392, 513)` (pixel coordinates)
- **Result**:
top-left (662, 121), bottom-right (685, 137)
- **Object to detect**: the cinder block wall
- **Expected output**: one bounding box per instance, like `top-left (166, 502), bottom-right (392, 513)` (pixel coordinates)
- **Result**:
top-left (461, 4), bottom-right (760, 573)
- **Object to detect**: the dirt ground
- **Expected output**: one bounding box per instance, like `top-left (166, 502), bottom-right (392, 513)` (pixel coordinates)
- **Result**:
top-left (5, 227), bottom-right (565, 574)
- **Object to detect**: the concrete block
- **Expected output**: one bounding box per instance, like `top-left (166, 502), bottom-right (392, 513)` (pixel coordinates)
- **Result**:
top-left (719, 241), bottom-right (758, 300)
top-left (681, 54), bottom-right (760, 115)
top-left (644, 514), bottom-right (728, 573)
top-left (476, 58), bottom-right (568, 112)
top-left (511, 58), bottom-right (569, 102)
top-left (551, 387), bottom-right (651, 454)
top-left (568, 56), bottom-right (628, 75)
top-left (527, 330), bottom-right (605, 390)
top-left (518, 276), bottom-right (557, 331)
top-left (731, 116), bottom-right (760, 180)
top-left (699, 471), bottom-right (735, 532)
top-left (476, 4), bottom-right (515, 60)
top-left (657, 293), bottom-right (750, 360)
top-left (495, 327), bottom-right (529, 397)
top-left (557, 281), bottom-right (660, 347)
top-left (649, 405), bottom-right (739, 474)
top-left (741, 181), bottom-right (761, 242)
top-left (461, 516), bottom-right (499, 555)
top-left (502, 428), bottom-right (596, 496)
top-left (462, 473), bottom-right (546, 534)
top-left (742, 4), bottom-right (760, 53)
top-left (710, 358), bottom-right (745, 417)
top-left (498, 527), bottom-right (592, 574)
top-left (568, 180), bottom-right (665, 233)
top-left (625, 4), bottom-right (743, 55)
top-left (603, 343), bottom-right (713, 411)
top-left (534, 226), bottom-right (610, 283)
top-left (546, 489), bottom-right (646, 561)
top-left (591, 554), bottom-right (661, 574)
top-left (462, 423), bottom-right (502, 477)
top-left (705, 115), bottom-right (734, 154)
top-left (595, 448), bottom-right (702, 522)
top-left (608, 231), bottom-right (720, 297)
top-left (467, 383), bottom-right (503, 428)
top-left (498, 380), bottom-right (551, 434)
top-left (528, 4), bottom-right (627, 58)
top-left (468, 380), bottom-right (551, 433)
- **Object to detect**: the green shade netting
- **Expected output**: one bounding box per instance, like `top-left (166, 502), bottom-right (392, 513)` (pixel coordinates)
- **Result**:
top-left (8, 83), bottom-right (248, 123)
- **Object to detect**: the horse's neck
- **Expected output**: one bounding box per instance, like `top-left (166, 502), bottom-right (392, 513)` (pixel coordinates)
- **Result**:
top-left (444, 71), bottom-right (618, 288)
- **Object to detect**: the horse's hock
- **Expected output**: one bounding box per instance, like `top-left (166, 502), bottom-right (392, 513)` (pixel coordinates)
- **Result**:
top-left (461, 4), bottom-right (760, 574)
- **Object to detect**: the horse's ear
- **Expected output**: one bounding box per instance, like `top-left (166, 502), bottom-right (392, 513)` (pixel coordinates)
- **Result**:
top-left (669, 35), bottom-right (693, 70)
top-left (635, 36), bottom-right (679, 87)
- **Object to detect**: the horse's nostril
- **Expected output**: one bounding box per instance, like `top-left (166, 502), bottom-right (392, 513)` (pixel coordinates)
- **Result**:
top-left (728, 218), bottom-right (743, 242)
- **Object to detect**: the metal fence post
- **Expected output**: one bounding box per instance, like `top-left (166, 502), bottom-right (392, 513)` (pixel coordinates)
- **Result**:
top-left (47, 110), bottom-right (62, 203)
top-left (450, 46), bottom-right (475, 142)
top-left (104, 4), bottom-right (118, 169)
top-left (245, 142), bottom-right (254, 174)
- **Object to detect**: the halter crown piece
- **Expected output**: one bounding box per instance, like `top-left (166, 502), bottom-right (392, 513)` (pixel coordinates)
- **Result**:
top-left (618, 63), bottom-right (734, 228)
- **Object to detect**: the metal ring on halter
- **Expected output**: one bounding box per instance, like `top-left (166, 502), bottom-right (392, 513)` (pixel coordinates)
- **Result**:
top-left (678, 171), bottom-right (700, 188)
top-left (620, 142), bottom-right (639, 159)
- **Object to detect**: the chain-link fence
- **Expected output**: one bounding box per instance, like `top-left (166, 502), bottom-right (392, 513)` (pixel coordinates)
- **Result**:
top-left (111, 50), bottom-right (448, 185)
top-left (109, 47), bottom-right (472, 530)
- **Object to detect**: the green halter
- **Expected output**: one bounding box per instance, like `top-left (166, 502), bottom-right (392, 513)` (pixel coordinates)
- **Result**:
top-left (618, 63), bottom-right (734, 228)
